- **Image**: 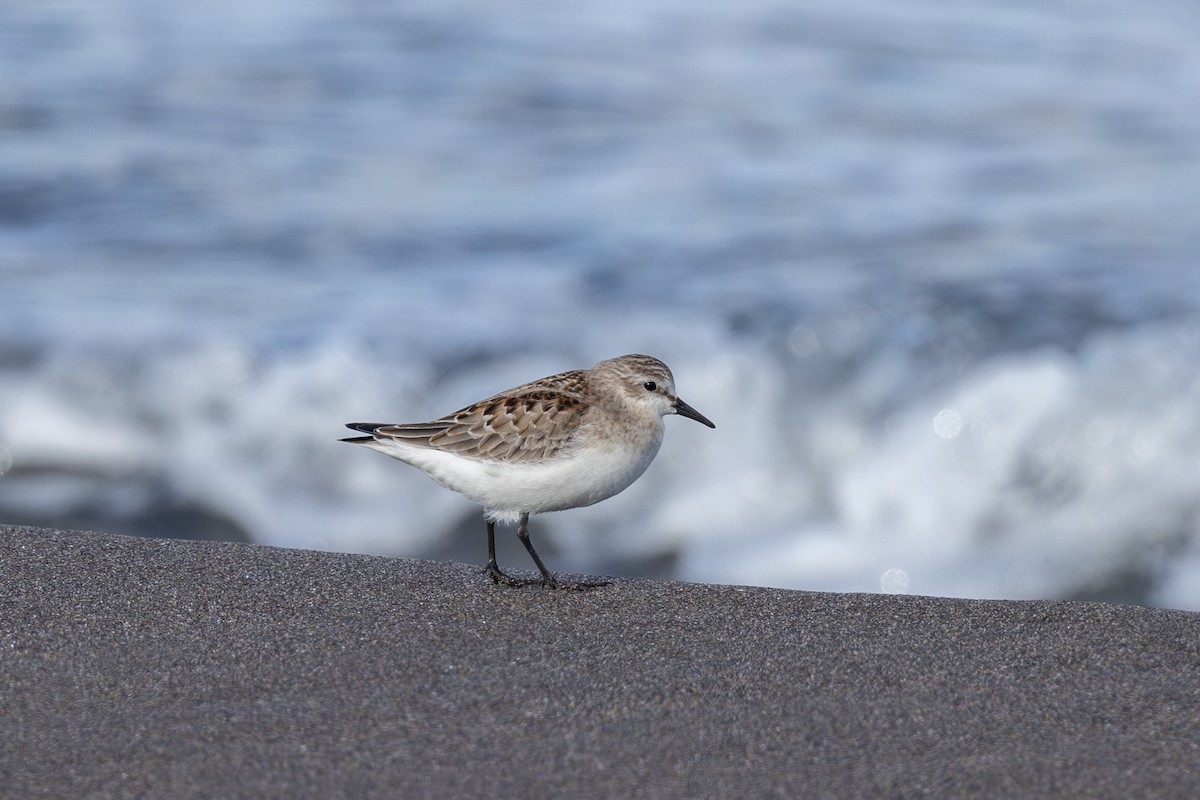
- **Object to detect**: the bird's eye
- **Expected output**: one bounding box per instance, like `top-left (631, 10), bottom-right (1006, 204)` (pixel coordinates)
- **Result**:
top-left (643, 381), bottom-right (657, 392)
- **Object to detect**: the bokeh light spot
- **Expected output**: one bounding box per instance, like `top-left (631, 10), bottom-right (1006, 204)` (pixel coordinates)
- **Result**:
top-left (881, 567), bottom-right (910, 594)
top-left (932, 408), bottom-right (963, 439)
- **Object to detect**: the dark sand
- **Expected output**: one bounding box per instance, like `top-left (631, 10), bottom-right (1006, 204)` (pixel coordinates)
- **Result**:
top-left (2, 524), bottom-right (1198, 798)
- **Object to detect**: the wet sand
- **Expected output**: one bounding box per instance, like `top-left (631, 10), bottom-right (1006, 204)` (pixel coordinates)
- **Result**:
top-left (2, 524), bottom-right (1198, 798)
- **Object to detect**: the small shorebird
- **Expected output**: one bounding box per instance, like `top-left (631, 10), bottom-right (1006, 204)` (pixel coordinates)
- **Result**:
top-left (342, 354), bottom-right (715, 588)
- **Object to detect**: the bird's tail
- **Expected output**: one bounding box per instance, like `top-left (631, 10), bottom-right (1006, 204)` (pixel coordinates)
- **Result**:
top-left (341, 422), bottom-right (386, 443)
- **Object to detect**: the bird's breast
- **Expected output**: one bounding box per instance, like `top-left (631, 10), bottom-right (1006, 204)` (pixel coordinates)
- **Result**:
top-left (477, 433), bottom-right (663, 518)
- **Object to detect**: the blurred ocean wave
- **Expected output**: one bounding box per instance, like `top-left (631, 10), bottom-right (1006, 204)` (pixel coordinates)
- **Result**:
top-left (4, 0), bottom-right (1200, 607)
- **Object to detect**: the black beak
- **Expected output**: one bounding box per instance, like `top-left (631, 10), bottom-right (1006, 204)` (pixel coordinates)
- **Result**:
top-left (672, 396), bottom-right (715, 428)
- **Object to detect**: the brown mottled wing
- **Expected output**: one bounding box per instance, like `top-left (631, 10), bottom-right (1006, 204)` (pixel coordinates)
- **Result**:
top-left (367, 371), bottom-right (589, 463)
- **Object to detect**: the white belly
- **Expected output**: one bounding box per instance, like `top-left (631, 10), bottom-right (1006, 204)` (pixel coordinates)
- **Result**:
top-left (366, 435), bottom-right (664, 522)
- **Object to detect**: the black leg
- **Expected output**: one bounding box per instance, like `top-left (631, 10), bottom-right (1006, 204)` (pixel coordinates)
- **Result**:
top-left (516, 512), bottom-right (559, 588)
top-left (484, 517), bottom-right (520, 586)
top-left (485, 513), bottom-right (608, 590)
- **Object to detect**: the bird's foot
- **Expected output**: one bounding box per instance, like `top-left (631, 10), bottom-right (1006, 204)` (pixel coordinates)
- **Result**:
top-left (484, 564), bottom-right (608, 590)
top-left (548, 578), bottom-right (610, 592)
top-left (485, 563), bottom-right (548, 588)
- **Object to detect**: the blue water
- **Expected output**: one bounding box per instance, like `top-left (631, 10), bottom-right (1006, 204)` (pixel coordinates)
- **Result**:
top-left (4, 0), bottom-right (1200, 608)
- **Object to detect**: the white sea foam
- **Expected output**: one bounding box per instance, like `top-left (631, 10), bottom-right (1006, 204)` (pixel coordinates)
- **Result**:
top-left (681, 323), bottom-right (1200, 607)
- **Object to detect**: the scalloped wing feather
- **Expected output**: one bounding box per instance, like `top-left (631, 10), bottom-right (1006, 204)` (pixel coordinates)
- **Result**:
top-left (365, 372), bottom-right (590, 463)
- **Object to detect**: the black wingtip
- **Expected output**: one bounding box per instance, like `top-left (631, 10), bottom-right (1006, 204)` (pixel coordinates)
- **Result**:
top-left (340, 436), bottom-right (376, 444)
top-left (344, 422), bottom-right (384, 435)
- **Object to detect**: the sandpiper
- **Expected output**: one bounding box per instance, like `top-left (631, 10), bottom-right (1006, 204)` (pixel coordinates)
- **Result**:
top-left (342, 354), bottom-right (715, 588)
